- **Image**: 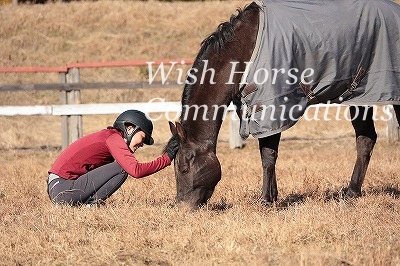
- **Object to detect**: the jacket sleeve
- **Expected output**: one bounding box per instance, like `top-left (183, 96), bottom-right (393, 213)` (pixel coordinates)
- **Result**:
top-left (106, 133), bottom-right (172, 178)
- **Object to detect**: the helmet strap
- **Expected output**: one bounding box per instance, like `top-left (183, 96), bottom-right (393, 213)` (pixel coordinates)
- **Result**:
top-left (126, 126), bottom-right (141, 147)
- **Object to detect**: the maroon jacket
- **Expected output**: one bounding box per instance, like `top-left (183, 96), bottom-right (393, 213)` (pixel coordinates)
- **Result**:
top-left (49, 128), bottom-right (171, 179)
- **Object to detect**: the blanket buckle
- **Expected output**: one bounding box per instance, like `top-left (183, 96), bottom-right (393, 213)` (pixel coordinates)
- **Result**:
top-left (299, 82), bottom-right (319, 105)
top-left (338, 67), bottom-right (366, 102)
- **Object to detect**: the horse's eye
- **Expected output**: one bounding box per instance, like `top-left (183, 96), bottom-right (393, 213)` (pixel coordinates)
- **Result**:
top-left (179, 162), bottom-right (189, 174)
top-left (182, 168), bottom-right (189, 174)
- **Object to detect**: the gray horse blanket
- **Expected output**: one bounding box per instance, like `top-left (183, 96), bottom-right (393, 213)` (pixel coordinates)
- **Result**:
top-left (240, 0), bottom-right (400, 139)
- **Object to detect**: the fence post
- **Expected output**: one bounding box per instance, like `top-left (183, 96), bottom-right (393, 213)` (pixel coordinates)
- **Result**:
top-left (229, 111), bottom-right (243, 149)
top-left (60, 68), bottom-right (83, 150)
top-left (59, 73), bottom-right (69, 150)
top-left (387, 105), bottom-right (399, 143)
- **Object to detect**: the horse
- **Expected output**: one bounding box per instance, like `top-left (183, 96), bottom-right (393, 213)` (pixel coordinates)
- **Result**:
top-left (165, 0), bottom-right (400, 208)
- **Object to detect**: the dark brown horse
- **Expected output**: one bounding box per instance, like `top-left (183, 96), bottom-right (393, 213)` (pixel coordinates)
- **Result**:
top-left (165, 0), bottom-right (400, 208)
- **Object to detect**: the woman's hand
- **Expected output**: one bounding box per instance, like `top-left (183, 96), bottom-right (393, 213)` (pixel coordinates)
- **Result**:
top-left (165, 136), bottom-right (179, 160)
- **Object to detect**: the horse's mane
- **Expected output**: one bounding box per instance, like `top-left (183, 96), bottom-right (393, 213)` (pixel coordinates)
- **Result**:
top-left (181, 3), bottom-right (260, 109)
top-left (162, 3), bottom-right (261, 150)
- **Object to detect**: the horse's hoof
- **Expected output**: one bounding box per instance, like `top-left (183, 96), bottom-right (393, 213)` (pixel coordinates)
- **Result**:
top-left (342, 187), bottom-right (362, 200)
top-left (260, 199), bottom-right (274, 208)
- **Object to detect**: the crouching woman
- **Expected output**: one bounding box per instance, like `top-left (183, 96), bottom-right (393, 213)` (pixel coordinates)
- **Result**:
top-left (47, 109), bottom-right (178, 206)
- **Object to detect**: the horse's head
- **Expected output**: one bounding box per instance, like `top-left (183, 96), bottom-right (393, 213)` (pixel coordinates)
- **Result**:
top-left (167, 122), bottom-right (221, 208)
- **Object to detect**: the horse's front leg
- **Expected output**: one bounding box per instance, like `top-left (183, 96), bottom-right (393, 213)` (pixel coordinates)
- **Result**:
top-left (345, 106), bottom-right (377, 198)
top-left (258, 133), bottom-right (281, 205)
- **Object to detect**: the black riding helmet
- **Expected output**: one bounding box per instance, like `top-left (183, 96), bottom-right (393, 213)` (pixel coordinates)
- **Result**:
top-left (113, 110), bottom-right (154, 146)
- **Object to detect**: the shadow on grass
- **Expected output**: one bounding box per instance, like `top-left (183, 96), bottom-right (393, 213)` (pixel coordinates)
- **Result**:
top-left (276, 185), bottom-right (400, 209)
top-left (205, 198), bottom-right (234, 211)
top-left (276, 191), bottom-right (316, 209)
top-left (144, 197), bottom-right (234, 212)
top-left (120, 185), bottom-right (400, 211)
top-left (366, 186), bottom-right (400, 199)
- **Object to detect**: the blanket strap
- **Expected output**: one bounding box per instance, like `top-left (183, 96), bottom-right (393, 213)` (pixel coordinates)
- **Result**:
top-left (337, 67), bottom-right (366, 101)
top-left (241, 82), bottom-right (258, 98)
top-left (299, 82), bottom-right (319, 105)
top-left (235, 82), bottom-right (259, 118)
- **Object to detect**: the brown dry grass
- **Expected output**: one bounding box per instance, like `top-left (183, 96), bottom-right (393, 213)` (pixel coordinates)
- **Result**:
top-left (0, 1), bottom-right (248, 67)
top-left (1, 1), bottom-right (400, 265)
top-left (1, 108), bottom-right (399, 265)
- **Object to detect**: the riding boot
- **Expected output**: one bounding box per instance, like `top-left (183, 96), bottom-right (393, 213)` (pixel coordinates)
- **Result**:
top-left (345, 135), bottom-right (376, 198)
top-left (260, 148), bottom-right (278, 205)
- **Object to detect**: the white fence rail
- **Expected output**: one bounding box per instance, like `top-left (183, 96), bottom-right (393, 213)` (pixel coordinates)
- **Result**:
top-left (0, 102), bottom-right (182, 116)
top-left (0, 101), bottom-right (244, 150)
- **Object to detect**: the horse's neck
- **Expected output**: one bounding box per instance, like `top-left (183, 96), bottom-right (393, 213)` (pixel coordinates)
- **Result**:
top-left (182, 3), bottom-right (260, 148)
top-left (182, 101), bottom-right (227, 148)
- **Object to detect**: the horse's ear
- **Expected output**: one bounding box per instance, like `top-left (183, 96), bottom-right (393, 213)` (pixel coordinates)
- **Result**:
top-left (175, 122), bottom-right (187, 143)
top-left (168, 121), bottom-right (177, 136)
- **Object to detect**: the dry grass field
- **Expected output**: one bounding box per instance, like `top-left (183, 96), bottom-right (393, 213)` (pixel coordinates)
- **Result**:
top-left (1, 1), bottom-right (400, 265)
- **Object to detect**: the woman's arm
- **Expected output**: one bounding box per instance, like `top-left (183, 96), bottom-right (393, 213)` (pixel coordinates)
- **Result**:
top-left (106, 133), bottom-right (172, 178)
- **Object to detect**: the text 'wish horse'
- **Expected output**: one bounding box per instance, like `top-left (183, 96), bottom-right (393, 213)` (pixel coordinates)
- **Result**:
top-left (165, 0), bottom-right (400, 208)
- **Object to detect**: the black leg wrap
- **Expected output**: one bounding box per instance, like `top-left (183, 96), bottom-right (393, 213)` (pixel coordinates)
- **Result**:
top-left (260, 148), bottom-right (278, 205)
top-left (258, 134), bottom-right (281, 206)
top-left (345, 135), bottom-right (376, 198)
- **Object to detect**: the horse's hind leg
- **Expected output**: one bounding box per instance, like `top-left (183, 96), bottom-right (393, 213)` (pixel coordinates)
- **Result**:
top-left (345, 106), bottom-right (377, 198)
top-left (259, 133), bottom-right (281, 205)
